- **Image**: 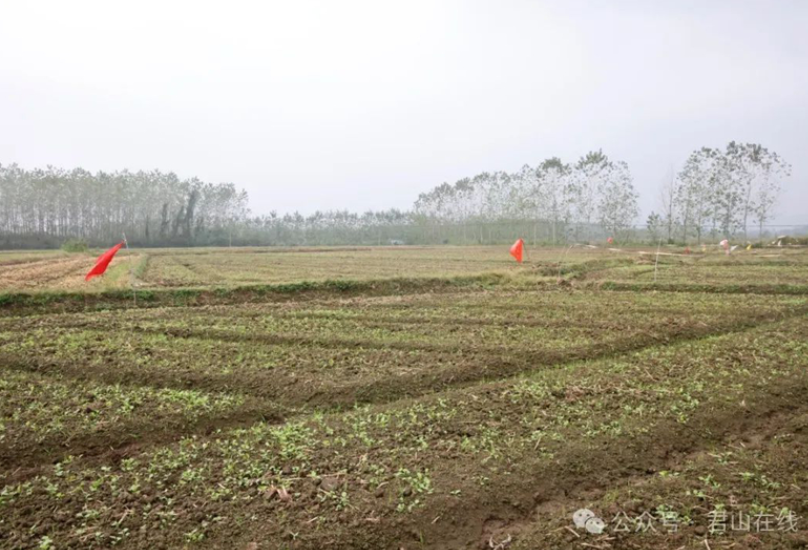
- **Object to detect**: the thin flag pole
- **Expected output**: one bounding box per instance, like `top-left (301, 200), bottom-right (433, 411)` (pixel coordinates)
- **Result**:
top-left (653, 239), bottom-right (662, 284)
top-left (123, 232), bottom-right (136, 306)
top-left (558, 243), bottom-right (574, 280)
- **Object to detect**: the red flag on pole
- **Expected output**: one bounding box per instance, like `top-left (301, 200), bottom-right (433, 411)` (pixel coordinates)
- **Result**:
top-left (509, 238), bottom-right (524, 263)
top-left (85, 242), bottom-right (125, 281)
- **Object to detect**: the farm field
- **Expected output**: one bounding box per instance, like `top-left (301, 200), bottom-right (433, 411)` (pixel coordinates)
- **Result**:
top-left (1, 246), bottom-right (529, 292)
top-left (3, 244), bottom-right (808, 294)
top-left (2, 245), bottom-right (808, 549)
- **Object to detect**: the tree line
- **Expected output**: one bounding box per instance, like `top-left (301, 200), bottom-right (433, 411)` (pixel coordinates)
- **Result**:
top-left (0, 165), bottom-right (248, 248)
top-left (648, 142), bottom-right (790, 244)
top-left (0, 142), bottom-right (790, 249)
top-left (412, 150), bottom-right (638, 243)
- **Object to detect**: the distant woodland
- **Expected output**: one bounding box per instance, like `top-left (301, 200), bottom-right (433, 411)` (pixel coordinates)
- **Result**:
top-left (0, 142), bottom-right (791, 248)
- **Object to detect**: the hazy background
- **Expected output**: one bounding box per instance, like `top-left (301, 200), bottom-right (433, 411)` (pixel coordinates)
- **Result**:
top-left (1, 0), bottom-right (806, 223)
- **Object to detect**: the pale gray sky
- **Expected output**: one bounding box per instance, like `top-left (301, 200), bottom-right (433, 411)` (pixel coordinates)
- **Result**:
top-left (1, 0), bottom-right (806, 223)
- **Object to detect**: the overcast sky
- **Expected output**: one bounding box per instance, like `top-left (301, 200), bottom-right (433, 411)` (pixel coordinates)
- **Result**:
top-left (1, 0), bottom-right (806, 224)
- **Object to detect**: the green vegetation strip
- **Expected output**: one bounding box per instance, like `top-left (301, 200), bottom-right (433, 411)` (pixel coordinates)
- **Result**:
top-left (2, 292), bottom-right (803, 416)
top-left (0, 273), bottom-right (516, 314)
top-left (597, 281), bottom-right (808, 295)
top-left (0, 368), bottom-right (284, 472)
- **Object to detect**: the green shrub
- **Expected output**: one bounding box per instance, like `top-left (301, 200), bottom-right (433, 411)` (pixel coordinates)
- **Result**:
top-left (61, 238), bottom-right (88, 253)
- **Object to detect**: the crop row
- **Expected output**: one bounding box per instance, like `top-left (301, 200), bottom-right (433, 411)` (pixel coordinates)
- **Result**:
top-left (598, 263), bottom-right (808, 286)
top-left (5, 286), bottom-right (801, 337)
top-left (0, 368), bottom-right (253, 472)
top-left (1, 291), bottom-right (801, 411)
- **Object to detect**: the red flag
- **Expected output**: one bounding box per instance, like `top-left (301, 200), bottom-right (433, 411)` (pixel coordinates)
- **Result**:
top-left (509, 238), bottom-right (524, 263)
top-left (85, 242), bottom-right (125, 281)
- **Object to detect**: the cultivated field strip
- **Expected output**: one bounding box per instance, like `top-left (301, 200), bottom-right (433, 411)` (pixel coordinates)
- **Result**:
top-left (139, 247), bottom-right (521, 288)
top-left (145, 258), bottom-right (504, 287)
top-left (0, 257), bottom-right (88, 288)
top-left (597, 263), bottom-right (808, 286)
top-left (0, 369), bottom-right (269, 472)
top-left (3, 285), bottom-right (802, 329)
top-left (0, 254), bottom-right (145, 293)
top-left (2, 292), bottom-right (802, 407)
top-left (0, 252), bottom-right (67, 267)
top-left (2, 311), bottom-right (807, 549)
top-left (585, 249), bottom-right (808, 287)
